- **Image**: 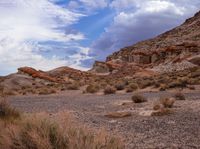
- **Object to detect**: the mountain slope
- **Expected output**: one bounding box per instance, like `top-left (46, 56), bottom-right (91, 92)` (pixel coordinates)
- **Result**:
top-left (106, 11), bottom-right (200, 67)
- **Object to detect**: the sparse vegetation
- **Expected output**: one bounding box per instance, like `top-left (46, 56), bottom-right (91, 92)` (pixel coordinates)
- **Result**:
top-left (0, 99), bottom-right (20, 120)
top-left (126, 83), bottom-right (138, 92)
top-left (0, 110), bottom-right (123, 149)
top-left (132, 94), bottom-right (147, 103)
top-left (160, 97), bottom-right (175, 108)
top-left (152, 97), bottom-right (175, 116)
top-left (104, 86), bottom-right (116, 95)
top-left (85, 84), bottom-right (99, 93)
top-left (115, 82), bottom-right (126, 90)
top-left (38, 88), bottom-right (56, 95)
top-left (151, 108), bottom-right (173, 116)
top-left (67, 83), bottom-right (79, 90)
top-left (174, 92), bottom-right (186, 100)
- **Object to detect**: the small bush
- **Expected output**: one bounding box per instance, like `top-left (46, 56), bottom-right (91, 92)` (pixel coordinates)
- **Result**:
top-left (38, 88), bottom-right (56, 95)
top-left (153, 103), bottom-right (163, 111)
top-left (126, 83), bottom-right (138, 92)
top-left (0, 113), bottom-right (124, 149)
top-left (0, 99), bottom-right (20, 120)
top-left (160, 97), bottom-right (175, 108)
top-left (67, 83), bottom-right (79, 90)
top-left (104, 86), bottom-right (116, 95)
top-left (132, 94), bottom-right (147, 103)
top-left (174, 92), bottom-right (186, 100)
top-left (151, 108), bottom-right (173, 116)
top-left (159, 84), bottom-right (168, 91)
top-left (138, 79), bottom-right (154, 89)
top-left (115, 82), bottom-right (125, 90)
top-left (85, 84), bottom-right (99, 93)
top-left (168, 80), bottom-right (186, 88)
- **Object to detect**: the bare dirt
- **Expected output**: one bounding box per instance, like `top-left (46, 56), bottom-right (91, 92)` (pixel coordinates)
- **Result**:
top-left (8, 90), bottom-right (200, 149)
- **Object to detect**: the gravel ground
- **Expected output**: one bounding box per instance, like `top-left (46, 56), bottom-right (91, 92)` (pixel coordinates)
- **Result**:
top-left (8, 90), bottom-right (200, 149)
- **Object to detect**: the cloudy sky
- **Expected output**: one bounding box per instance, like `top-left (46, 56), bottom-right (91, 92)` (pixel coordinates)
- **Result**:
top-left (0, 0), bottom-right (200, 75)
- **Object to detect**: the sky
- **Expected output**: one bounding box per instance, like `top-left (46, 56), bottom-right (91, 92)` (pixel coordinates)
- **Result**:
top-left (0, 0), bottom-right (200, 75)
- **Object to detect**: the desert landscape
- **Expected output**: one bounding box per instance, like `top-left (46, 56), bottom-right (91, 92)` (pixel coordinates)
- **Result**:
top-left (0, 2), bottom-right (200, 149)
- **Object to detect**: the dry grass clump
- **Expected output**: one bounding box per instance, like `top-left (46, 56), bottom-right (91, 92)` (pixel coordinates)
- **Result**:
top-left (67, 82), bottom-right (80, 90)
top-left (132, 94), bottom-right (147, 103)
top-left (38, 88), bottom-right (56, 95)
top-left (152, 97), bottom-right (175, 116)
top-left (0, 112), bottom-right (124, 149)
top-left (115, 81), bottom-right (127, 91)
top-left (160, 97), bottom-right (175, 108)
top-left (104, 86), bottom-right (116, 95)
top-left (138, 79), bottom-right (154, 89)
top-left (0, 99), bottom-right (20, 120)
top-left (105, 111), bottom-right (131, 118)
top-left (174, 92), bottom-right (186, 100)
top-left (85, 84), bottom-right (99, 93)
top-left (151, 108), bottom-right (172, 116)
top-left (126, 83), bottom-right (138, 93)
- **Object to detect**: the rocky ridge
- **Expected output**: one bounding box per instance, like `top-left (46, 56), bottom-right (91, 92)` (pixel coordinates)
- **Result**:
top-left (101, 11), bottom-right (200, 73)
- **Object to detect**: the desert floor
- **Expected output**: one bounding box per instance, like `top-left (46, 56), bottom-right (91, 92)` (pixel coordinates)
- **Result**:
top-left (8, 90), bottom-right (200, 149)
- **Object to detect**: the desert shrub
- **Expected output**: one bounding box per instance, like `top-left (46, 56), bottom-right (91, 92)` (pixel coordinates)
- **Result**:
top-left (104, 86), bottom-right (116, 95)
top-left (168, 80), bottom-right (187, 88)
top-left (0, 99), bottom-right (20, 120)
top-left (153, 103), bottom-right (162, 111)
top-left (126, 83), bottom-right (138, 92)
top-left (38, 88), bottom-right (49, 95)
top-left (3, 89), bottom-right (16, 96)
top-left (85, 84), bottom-right (99, 93)
top-left (115, 82), bottom-right (126, 90)
top-left (132, 94), bottom-right (147, 103)
top-left (151, 108), bottom-right (173, 116)
top-left (160, 97), bottom-right (175, 108)
top-left (187, 78), bottom-right (200, 85)
top-left (0, 114), bottom-right (124, 149)
top-left (152, 98), bottom-right (174, 116)
top-left (138, 79), bottom-right (154, 89)
top-left (159, 84), bottom-right (168, 91)
top-left (38, 88), bottom-right (56, 95)
top-left (67, 83), bottom-right (79, 90)
top-left (174, 92), bottom-right (186, 100)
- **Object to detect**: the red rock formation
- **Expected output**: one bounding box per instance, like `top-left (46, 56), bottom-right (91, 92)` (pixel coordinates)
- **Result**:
top-left (18, 67), bottom-right (57, 82)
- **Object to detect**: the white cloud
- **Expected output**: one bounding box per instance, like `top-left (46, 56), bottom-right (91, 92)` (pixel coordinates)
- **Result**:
top-left (110, 0), bottom-right (186, 15)
top-left (91, 0), bottom-right (200, 60)
top-left (0, 0), bottom-right (90, 75)
top-left (67, 0), bottom-right (109, 13)
top-left (79, 0), bottom-right (108, 9)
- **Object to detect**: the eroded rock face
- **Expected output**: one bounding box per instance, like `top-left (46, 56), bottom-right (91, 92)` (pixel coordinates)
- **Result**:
top-left (18, 67), bottom-right (57, 82)
top-left (90, 61), bottom-right (122, 74)
top-left (106, 10), bottom-right (200, 66)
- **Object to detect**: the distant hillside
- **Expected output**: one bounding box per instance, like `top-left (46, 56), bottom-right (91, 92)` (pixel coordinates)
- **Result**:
top-left (106, 11), bottom-right (200, 67)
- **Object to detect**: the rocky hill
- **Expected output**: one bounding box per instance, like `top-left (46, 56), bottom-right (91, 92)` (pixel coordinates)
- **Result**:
top-left (103, 11), bottom-right (200, 73)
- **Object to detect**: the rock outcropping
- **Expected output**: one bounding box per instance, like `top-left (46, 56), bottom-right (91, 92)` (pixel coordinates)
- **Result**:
top-left (105, 11), bottom-right (200, 69)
